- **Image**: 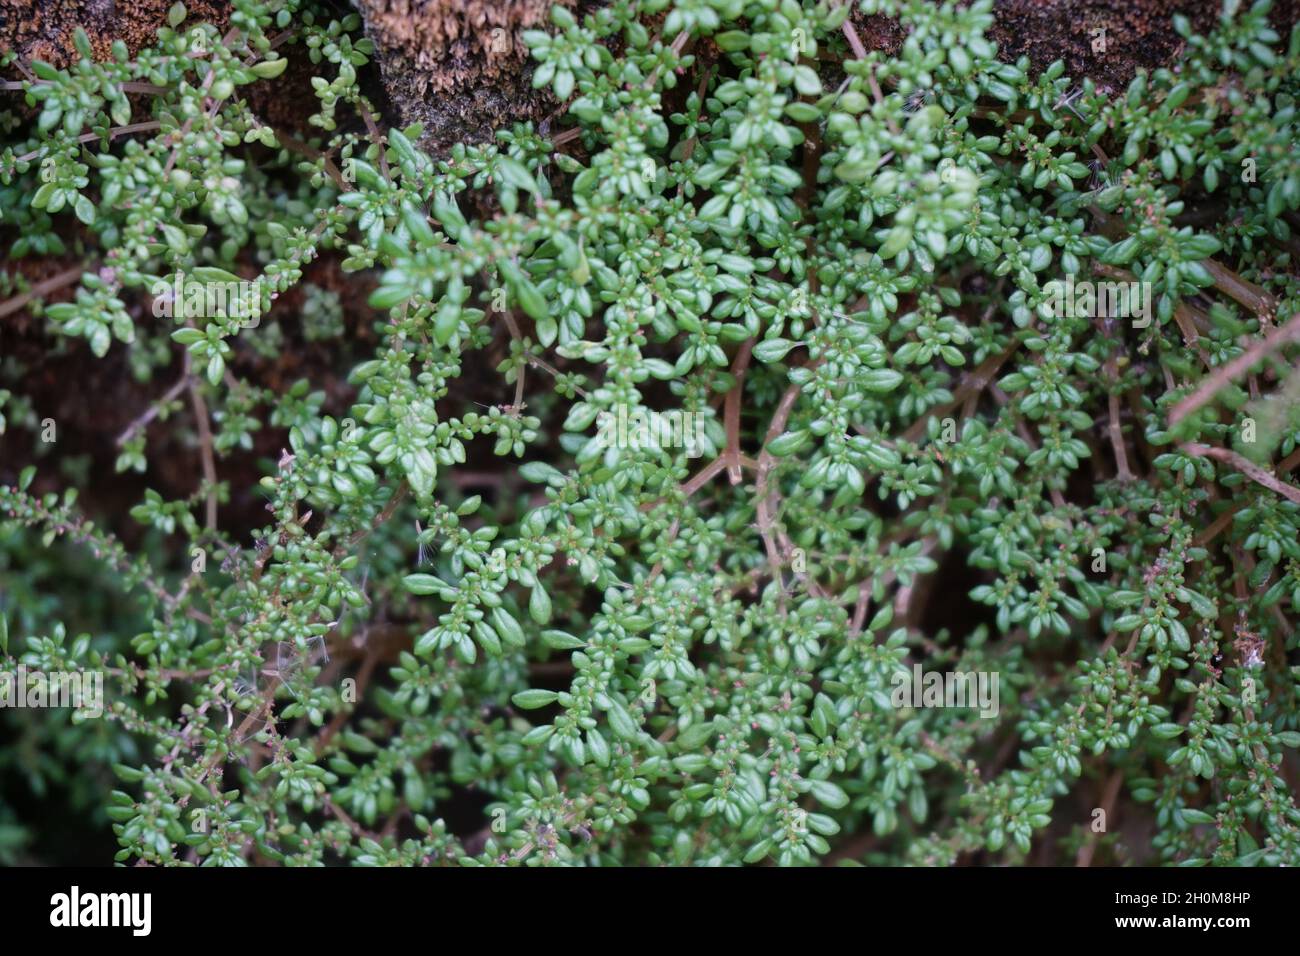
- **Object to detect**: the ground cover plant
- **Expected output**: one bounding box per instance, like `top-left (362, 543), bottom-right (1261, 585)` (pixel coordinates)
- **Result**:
top-left (2, 0), bottom-right (1300, 866)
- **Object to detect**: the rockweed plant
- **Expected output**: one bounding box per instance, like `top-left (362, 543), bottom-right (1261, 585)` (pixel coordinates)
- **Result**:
top-left (1, 0), bottom-right (1300, 867)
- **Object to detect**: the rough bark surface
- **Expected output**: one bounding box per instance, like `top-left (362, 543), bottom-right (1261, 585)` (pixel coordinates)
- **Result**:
top-left (352, 0), bottom-right (574, 152)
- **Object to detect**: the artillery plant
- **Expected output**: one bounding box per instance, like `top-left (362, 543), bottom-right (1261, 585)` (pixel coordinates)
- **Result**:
top-left (1, 0), bottom-right (1300, 866)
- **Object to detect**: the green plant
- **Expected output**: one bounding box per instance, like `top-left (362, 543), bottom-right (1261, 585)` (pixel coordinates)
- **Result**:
top-left (2, 0), bottom-right (1300, 866)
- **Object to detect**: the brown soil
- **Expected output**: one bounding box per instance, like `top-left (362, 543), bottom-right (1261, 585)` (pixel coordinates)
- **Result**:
top-left (1, 0), bottom-right (232, 65)
top-left (990, 0), bottom-right (1216, 94)
top-left (0, 256), bottom-right (381, 541)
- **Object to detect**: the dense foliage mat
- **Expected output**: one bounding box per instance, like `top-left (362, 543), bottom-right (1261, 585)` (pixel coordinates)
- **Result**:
top-left (2, 0), bottom-right (1300, 865)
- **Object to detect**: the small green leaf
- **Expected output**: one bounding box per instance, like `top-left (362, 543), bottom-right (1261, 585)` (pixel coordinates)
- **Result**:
top-left (541, 629), bottom-right (584, 650)
top-left (496, 156), bottom-right (538, 194)
top-left (754, 338), bottom-right (796, 363)
top-left (605, 697), bottom-right (639, 741)
top-left (250, 58), bottom-right (288, 79)
top-left (879, 224), bottom-right (912, 259)
top-left (809, 779), bottom-right (849, 809)
top-left (403, 573), bottom-right (442, 595)
top-left (512, 689), bottom-right (559, 710)
top-left (528, 584), bottom-right (552, 624)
